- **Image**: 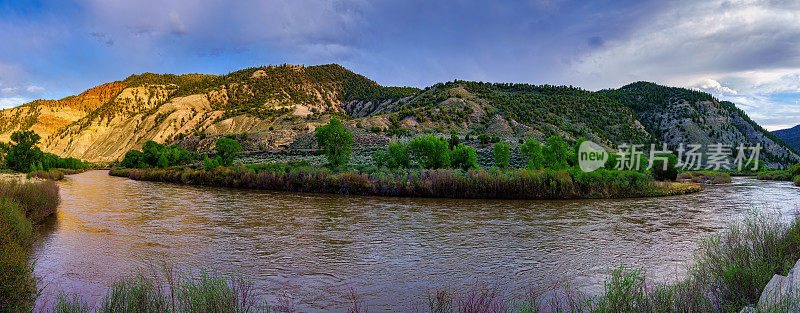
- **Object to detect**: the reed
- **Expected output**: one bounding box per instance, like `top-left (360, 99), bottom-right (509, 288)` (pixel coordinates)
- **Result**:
top-left (756, 171), bottom-right (794, 181)
top-left (110, 166), bottom-right (700, 199)
top-left (50, 267), bottom-right (272, 313)
top-left (29, 169), bottom-right (66, 181)
top-left (0, 179), bottom-right (60, 312)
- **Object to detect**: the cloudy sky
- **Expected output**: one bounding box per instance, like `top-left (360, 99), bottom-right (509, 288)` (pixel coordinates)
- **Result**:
top-left (1, 0), bottom-right (799, 130)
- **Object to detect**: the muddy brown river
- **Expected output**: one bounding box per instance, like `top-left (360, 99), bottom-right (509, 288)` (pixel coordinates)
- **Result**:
top-left (31, 170), bottom-right (800, 311)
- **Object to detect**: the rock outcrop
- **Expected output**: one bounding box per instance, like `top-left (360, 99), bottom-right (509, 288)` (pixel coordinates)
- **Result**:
top-left (740, 259), bottom-right (800, 312)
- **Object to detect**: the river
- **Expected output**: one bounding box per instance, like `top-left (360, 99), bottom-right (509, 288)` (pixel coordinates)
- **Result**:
top-left (31, 170), bottom-right (800, 311)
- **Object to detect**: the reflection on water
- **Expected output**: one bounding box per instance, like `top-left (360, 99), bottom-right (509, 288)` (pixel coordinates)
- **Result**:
top-left (32, 171), bottom-right (800, 311)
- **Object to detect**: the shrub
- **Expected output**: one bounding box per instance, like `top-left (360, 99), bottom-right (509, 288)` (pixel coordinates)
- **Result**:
top-left (757, 170), bottom-right (794, 181)
top-left (493, 141), bottom-right (510, 169)
top-left (215, 137), bottom-right (242, 166)
top-left (448, 132), bottom-right (460, 149)
top-left (651, 153), bottom-right (679, 181)
top-left (478, 134), bottom-right (490, 145)
top-left (788, 163), bottom-right (800, 176)
top-left (409, 135), bottom-right (450, 169)
top-left (376, 142), bottom-right (411, 169)
top-left (315, 118), bottom-right (354, 169)
top-left (30, 169), bottom-right (65, 181)
top-left (568, 136), bottom-right (587, 167)
top-left (110, 166), bottom-right (692, 200)
top-left (450, 144), bottom-right (477, 171)
top-left (203, 155), bottom-right (220, 170)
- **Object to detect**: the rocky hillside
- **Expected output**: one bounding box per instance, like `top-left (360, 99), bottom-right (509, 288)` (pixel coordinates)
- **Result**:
top-left (773, 125), bottom-right (800, 153)
top-left (1, 64), bottom-right (796, 166)
top-left (600, 82), bottom-right (798, 166)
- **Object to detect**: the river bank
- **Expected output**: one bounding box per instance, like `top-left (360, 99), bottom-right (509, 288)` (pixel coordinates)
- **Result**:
top-left (108, 166), bottom-right (701, 199)
top-left (0, 179), bottom-right (59, 311)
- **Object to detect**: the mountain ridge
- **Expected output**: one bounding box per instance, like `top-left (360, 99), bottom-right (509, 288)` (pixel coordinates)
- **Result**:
top-left (1, 64), bottom-right (796, 167)
top-left (773, 125), bottom-right (800, 154)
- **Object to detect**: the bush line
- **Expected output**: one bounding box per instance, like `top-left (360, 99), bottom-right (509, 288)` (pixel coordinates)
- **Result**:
top-left (110, 166), bottom-right (700, 199)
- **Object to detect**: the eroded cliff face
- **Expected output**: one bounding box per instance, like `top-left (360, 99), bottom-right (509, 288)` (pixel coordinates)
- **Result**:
top-left (18, 64), bottom-right (370, 162)
top-left (0, 82), bottom-right (126, 143)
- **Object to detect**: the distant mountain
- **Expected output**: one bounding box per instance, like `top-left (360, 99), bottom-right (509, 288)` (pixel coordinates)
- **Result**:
top-left (773, 125), bottom-right (800, 153)
top-left (0, 64), bottom-right (796, 167)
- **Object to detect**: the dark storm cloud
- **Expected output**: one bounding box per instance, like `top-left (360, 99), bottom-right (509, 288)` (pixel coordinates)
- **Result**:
top-left (0, 0), bottom-right (798, 129)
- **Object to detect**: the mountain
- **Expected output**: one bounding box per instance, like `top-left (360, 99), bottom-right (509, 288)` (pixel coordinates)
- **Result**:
top-left (773, 125), bottom-right (800, 153)
top-left (1, 64), bottom-right (796, 167)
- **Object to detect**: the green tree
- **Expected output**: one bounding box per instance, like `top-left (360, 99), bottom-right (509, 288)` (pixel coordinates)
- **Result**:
top-left (5, 130), bottom-right (43, 172)
top-left (409, 135), bottom-right (450, 169)
top-left (120, 150), bottom-right (145, 168)
top-left (493, 141), bottom-right (510, 169)
top-left (315, 118), bottom-right (354, 169)
top-left (450, 143), bottom-right (477, 171)
top-left (141, 141), bottom-right (165, 167)
top-left (542, 135), bottom-right (569, 170)
top-left (215, 137), bottom-right (242, 166)
top-left (521, 139), bottom-right (544, 170)
top-left (156, 153), bottom-right (170, 168)
top-left (569, 137), bottom-right (588, 167)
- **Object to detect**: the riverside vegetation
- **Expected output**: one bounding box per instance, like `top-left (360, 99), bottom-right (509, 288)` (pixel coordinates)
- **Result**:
top-left (757, 163), bottom-right (800, 187)
top-left (112, 119), bottom-right (703, 199)
top-left (0, 179), bottom-right (59, 312)
top-left (0, 130), bottom-right (91, 181)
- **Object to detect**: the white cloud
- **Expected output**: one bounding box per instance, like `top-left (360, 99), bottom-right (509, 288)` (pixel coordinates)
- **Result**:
top-left (570, 0), bottom-right (800, 129)
top-left (694, 79), bottom-right (738, 95)
top-left (25, 86), bottom-right (45, 94)
top-left (0, 97), bottom-right (29, 110)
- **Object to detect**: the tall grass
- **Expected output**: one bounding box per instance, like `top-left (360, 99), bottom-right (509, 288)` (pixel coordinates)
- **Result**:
top-left (756, 171), bottom-right (793, 181)
top-left (0, 179), bottom-right (60, 312)
top-left (110, 166), bottom-right (700, 199)
top-left (692, 212), bottom-right (800, 312)
top-left (49, 266), bottom-right (271, 313)
top-left (677, 171), bottom-right (733, 184)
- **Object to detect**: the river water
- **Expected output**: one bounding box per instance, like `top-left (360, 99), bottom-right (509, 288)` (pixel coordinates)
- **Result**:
top-left (31, 170), bottom-right (800, 311)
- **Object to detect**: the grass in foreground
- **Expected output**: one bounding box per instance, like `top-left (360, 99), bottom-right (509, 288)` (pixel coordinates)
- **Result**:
top-left (48, 266), bottom-right (271, 313)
